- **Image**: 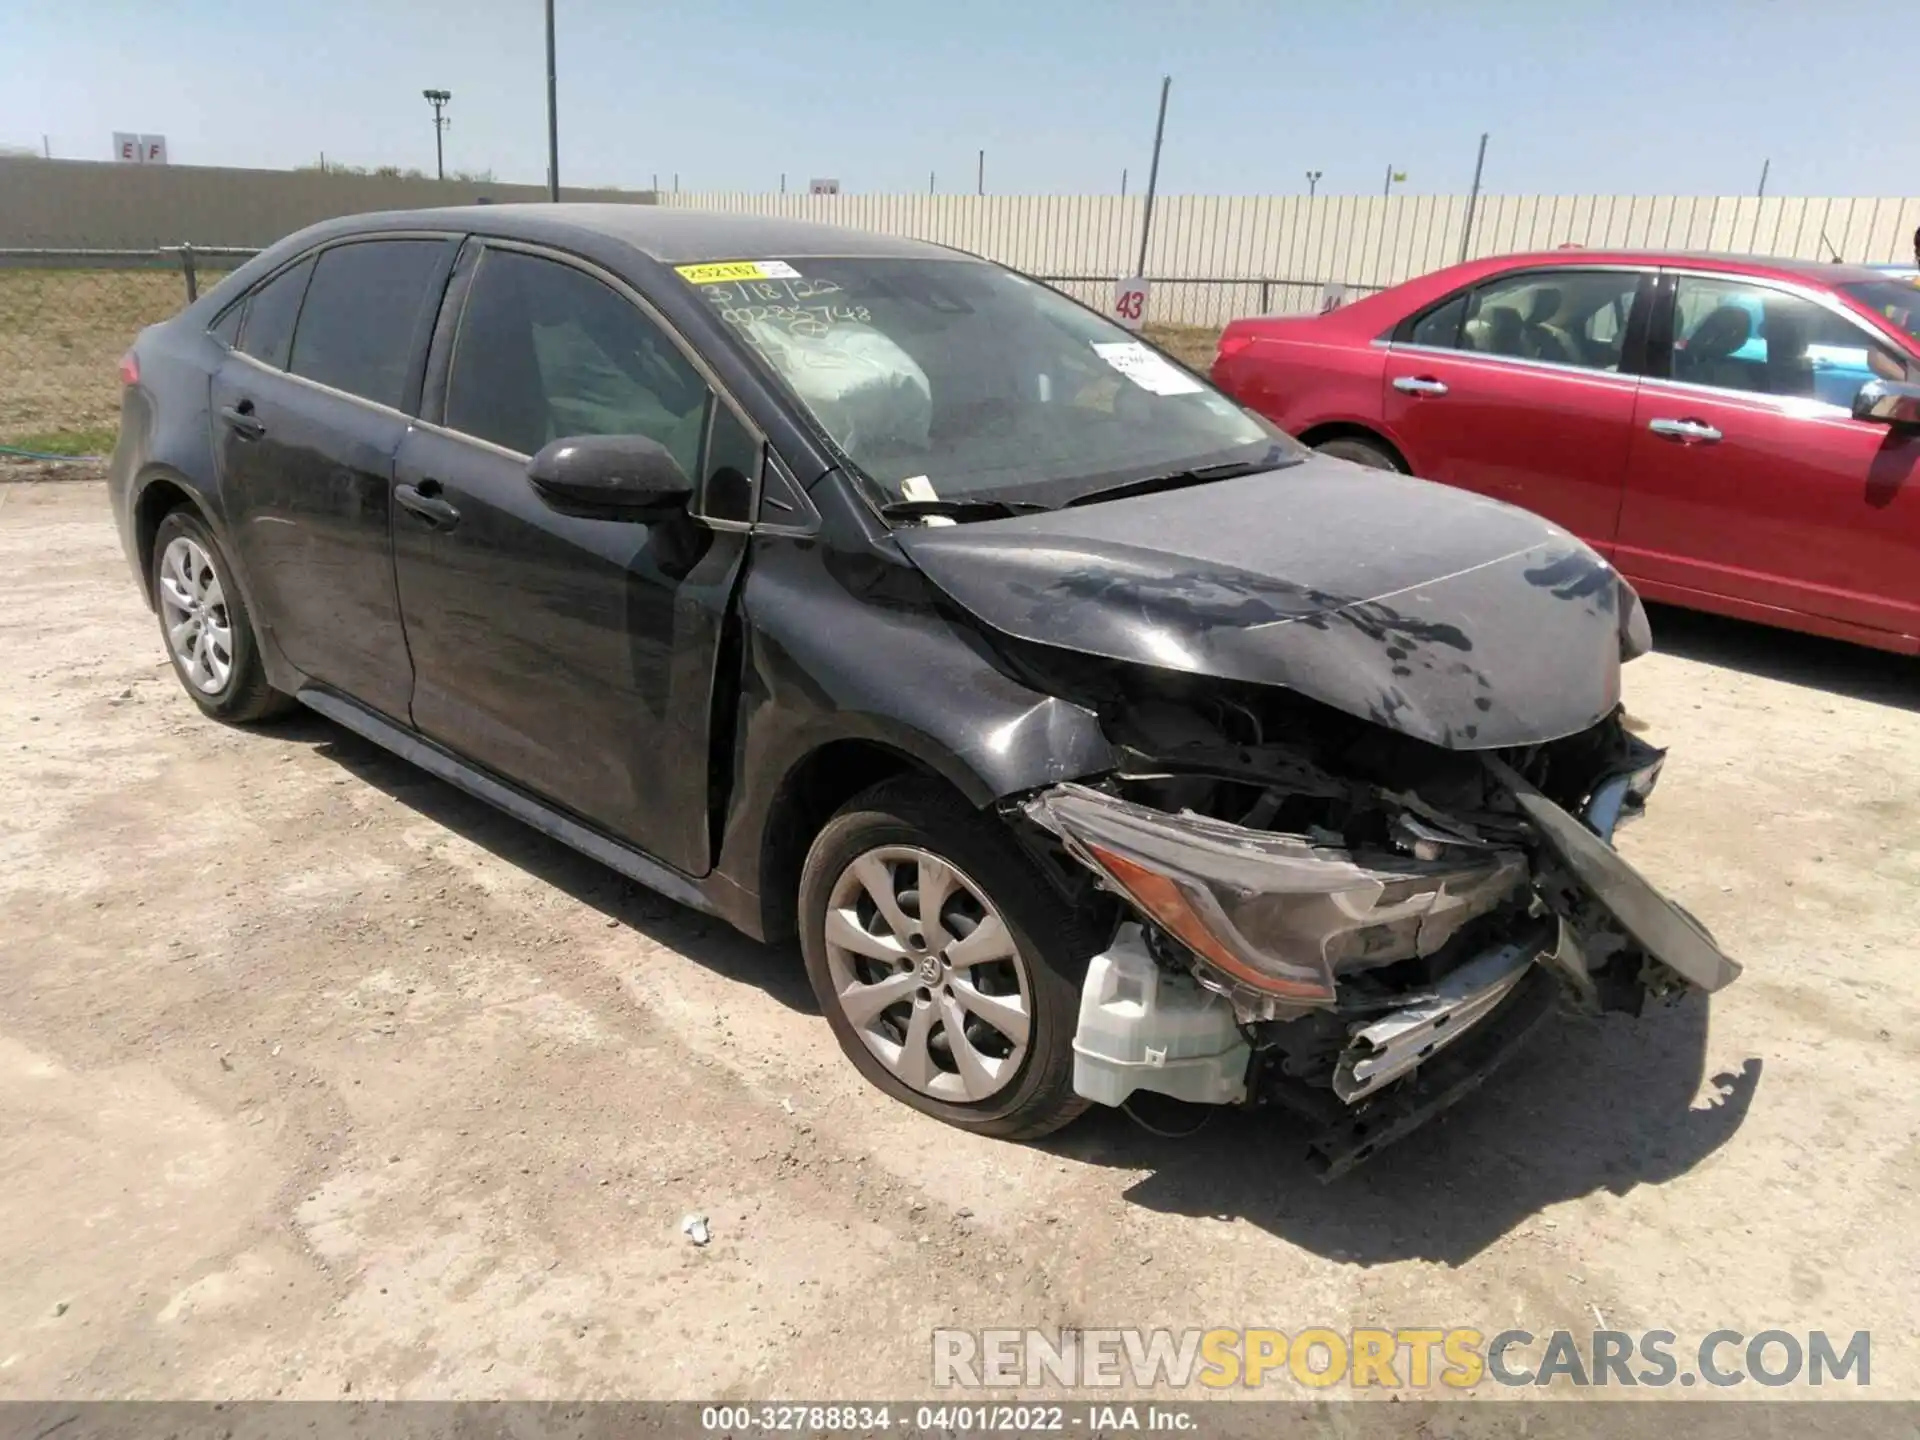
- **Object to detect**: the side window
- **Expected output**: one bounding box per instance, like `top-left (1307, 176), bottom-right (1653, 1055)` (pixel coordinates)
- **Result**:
top-left (209, 300), bottom-right (246, 348)
top-left (288, 240), bottom-right (450, 409)
top-left (1459, 270), bottom-right (1643, 371)
top-left (1406, 293), bottom-right (1467, 348)
top-left (700, 400), bottom-right (759, 524)
top-left (445, 249), bottom-right (712, 473)
top-left (237, 256), bottom-right (313, 370)
top-left (1667, 275), bottom-right (1903, 405)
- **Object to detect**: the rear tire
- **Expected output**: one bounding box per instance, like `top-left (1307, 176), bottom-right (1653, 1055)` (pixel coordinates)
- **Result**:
top-left (799, 776), bottom-right (1105, 1139)
top-left (1314, 435), bottom-right (1403, 471)
top-left (151, 509), bottom-right (295, 724)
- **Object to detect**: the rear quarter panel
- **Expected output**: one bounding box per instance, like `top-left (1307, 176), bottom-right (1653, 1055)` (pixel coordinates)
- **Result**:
top-left (1212, 319), bottom-right (1390, 434)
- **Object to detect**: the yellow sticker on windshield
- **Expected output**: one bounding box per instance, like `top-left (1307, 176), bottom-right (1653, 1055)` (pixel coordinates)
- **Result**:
top-left (676, 260), bottom-right (801, 285)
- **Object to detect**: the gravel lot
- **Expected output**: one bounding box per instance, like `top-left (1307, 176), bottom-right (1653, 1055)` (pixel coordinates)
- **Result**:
top-left (3, 473), bottom-right (1918, 1401)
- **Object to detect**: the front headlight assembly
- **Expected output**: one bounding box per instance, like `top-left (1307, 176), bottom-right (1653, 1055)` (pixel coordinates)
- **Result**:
top-left (1024, 784), bottom-right (1531, 1020)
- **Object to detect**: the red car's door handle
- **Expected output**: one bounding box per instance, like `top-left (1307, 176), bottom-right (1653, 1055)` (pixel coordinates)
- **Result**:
top-left (1392, 375), bottom-right (1449, 396)
top-left (1647, 417), bottom-right (1723, 444)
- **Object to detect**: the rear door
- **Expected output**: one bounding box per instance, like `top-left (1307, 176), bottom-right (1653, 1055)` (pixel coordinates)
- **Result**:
top-left (1380, 266), bottom-right (1654, 551)
top-left (210, 236), bottom-right (457, 719)
top-left (1616, 270), bottom-right (1920, 638)
top-left (390, 241), bottom-right (760, 874)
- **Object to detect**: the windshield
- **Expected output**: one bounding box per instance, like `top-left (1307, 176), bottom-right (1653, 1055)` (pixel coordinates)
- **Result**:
top-left (679, 256), bottom-right (1298, 510)
top-left (1840, 278), bottom-right (1920, 349)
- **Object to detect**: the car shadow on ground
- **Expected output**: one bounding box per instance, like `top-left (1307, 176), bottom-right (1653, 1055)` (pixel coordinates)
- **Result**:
top-left (1040, 995), bottom-right (1760, 1267)
top-left (288, 714), bottom-right (821, 1018)
top-left (1647, 604), bottom-right (1919, 712)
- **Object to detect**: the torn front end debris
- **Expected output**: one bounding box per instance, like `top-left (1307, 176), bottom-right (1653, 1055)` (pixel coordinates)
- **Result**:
top-left (1021, 716), bottom-right (1740, 1178)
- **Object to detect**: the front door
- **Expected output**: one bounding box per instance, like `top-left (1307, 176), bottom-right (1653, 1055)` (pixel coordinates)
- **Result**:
top-left (211, 237), bottom-right (456, 719)
top-left (1382, 266), bottom-right (1652, 550)
top-left (391, 243), bottom-right (758, 874)
top-left (1616, 271), bottom-right (1920, 638)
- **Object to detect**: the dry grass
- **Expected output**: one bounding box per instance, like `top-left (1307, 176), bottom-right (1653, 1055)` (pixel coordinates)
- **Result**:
top-left (0, 268), bottom-right (217, 449)
top-left (1144, 321), bottom-right (1223, 371)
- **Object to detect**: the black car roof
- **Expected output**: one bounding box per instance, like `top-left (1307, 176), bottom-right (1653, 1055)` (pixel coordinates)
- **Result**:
top-left (309, 203), bottom-right (968, 265)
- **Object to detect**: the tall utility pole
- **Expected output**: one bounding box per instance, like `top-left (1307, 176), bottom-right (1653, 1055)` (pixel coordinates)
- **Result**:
top-left (1757, 158), bottom-right (1770, 198)
top-left (1120, 168), bottom-right (1128, 197)
top-left (1458, 131), bottom-right (1489, 262)
top-left (1135, 75), bottom-right (1171, 278)
top-left (929, 170), bottom-right (935, 195)
top-left (977, 150), bottom-right (984, 195)
top-left (422, 90), bottom-right (451, 180)
top-left (1306, 169), bottom-right (1322, 198)
top-left (544, 0), bottom-right (559, 200)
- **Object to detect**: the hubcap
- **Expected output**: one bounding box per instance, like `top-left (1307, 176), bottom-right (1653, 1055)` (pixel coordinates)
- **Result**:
top-left (157, 536), bottom-right (233, 694)
top-left (823, 845), bottom-right (1032, 1104)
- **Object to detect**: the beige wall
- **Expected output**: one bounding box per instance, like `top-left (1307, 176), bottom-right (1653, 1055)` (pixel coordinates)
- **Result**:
top-left (661, 191), bottom-right (1920, 325)
top-left (0, 157), bottom-right (656, 250)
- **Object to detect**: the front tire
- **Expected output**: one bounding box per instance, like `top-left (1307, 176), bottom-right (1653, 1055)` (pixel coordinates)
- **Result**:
top-left (151, 509), bottom-right (294, 723)
top-left (799, 777), bottom-right (1104, 1139)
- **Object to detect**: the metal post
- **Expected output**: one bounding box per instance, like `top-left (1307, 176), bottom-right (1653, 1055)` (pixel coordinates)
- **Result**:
top-left (976, 150), bottom-right (984, 196)
top-left (1259, 280), bottom-right (1271, 312)
top-left (179, 243), bottom-right (198, 304)
top-left (42, 135), bottom-right (50, 159)
top-left (929, 170), bottom-right (935, 195)
top-left (1382, 164), bottom-right (1392, 199)
top-left (544, 0), bottom-right (560, 200)
top-left (1135, 75), bottom-right (1171, 278)
top-left (422, 90), bottom-right (451, 181)
top-left (1757, 158), bottom-right (1770, 199)
top-left (780, 173), bottom-right (786, 194)
top-left (1458, 131), bottom-right (1489, 263)
top-left (1306, 170), bottom-right (1320, 198)
top-left (1121, 168), bottom-right (1127, 197)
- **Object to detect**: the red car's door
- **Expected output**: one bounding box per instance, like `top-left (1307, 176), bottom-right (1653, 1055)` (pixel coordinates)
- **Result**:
top-left (1615, 270), bottom-right (1920, 641)
top-left (1380, 266), bottom-right (1653, 552)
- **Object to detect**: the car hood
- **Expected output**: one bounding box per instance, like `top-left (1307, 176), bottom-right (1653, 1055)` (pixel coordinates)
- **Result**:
top-left (893, 458), bottom-right (1629, 750)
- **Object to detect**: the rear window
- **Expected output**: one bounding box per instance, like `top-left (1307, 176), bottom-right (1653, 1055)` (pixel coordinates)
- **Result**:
top-left (288, 240), bottom-right (451, 409)
top-left (1840, 278), bottom-right (1920, 348)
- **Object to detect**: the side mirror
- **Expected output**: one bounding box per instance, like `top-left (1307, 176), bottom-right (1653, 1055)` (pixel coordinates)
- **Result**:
top-left (526, 434), bottom-right (693, 517)
top-left (1851, 378), bottom-right (1920, 428)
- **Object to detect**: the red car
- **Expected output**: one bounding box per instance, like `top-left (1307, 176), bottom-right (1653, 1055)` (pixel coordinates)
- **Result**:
top-left (1211, 250), bottom-right (1920, 654)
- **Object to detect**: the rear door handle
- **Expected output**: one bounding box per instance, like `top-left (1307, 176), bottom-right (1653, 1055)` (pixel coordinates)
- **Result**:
top-left (395, 481), bottom-right (461, 529)
top-left (218, 403), bottom-right (265, 441)
top-left (1392, 375), bottom-right (1449, 396)
top-left (1647, 417), bottom-right (1723, 444)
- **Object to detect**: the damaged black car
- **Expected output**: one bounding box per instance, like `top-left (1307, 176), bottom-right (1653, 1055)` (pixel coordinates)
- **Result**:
top-left (108, 206), bottom-right (1739, 1176)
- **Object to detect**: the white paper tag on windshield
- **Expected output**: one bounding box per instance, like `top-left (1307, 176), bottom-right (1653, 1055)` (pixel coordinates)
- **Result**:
top-left (1091, 341), bottom-right (1203, 396)
top-left (899, 474), bottom-right (939, 502)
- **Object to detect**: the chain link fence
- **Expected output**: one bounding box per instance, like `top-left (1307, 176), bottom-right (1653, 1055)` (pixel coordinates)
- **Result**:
top-left (0, 246), bottom-right (257, 457)
top-left (0, 245), bottom-right (1373, 458)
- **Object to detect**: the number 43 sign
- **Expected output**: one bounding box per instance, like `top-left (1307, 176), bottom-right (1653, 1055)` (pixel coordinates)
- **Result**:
top-left (1111, 277), bottom-right (1150, 331)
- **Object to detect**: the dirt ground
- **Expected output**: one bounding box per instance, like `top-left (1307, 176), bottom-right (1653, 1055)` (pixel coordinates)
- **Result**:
top-left (3, 474), bottom-right (1918, 1402)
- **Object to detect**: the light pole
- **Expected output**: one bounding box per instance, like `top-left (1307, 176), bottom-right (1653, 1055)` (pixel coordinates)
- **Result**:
top-left (544, 0), bottom-right (559, 200)
top-left (1382, 164), bottom-right (1405, 198)
top-left (1305, 169), bottom-right (1322, 198)
top-left (422, 89), bottom-right (451, 180)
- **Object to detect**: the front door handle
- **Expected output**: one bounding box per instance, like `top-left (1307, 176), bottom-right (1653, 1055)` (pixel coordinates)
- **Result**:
top-left (395, 482), bottom-right (461, 529)
top-left (1392, 375), bottom-right (1449, 396)
top-left (218, 403), bottom-right (265, 441)
top-left (1647, 417), bottom-right (1723, 444)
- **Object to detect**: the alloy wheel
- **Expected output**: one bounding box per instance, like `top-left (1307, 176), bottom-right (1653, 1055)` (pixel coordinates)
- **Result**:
top-left (821, 845), bottom-right (1033, 1104)
top-left (157, 536), bottom-right (234, 694)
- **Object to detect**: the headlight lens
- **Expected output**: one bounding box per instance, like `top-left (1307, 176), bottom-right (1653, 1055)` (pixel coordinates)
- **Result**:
top-left (1026, 784), bottom-right (1530, 1015)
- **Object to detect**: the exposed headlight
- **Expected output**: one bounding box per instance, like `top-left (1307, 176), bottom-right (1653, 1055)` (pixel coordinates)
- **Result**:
top-left (1025, 784), bottom-right (1530, 1018)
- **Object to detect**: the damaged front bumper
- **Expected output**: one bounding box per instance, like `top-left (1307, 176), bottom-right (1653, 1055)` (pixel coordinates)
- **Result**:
top-left (1024, 760), bottom-right (1739, 1175)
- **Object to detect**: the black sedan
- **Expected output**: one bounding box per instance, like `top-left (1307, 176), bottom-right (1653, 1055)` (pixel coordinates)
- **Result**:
top-left (108, 205), bottom-right (1737, 1174)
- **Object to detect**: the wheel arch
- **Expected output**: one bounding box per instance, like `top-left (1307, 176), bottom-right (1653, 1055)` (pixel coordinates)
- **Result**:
top-left (751, 737), bottom-right (960, 944)
top-left (1296, 421), bottom-right (1411, 471)
top-left (131, 470), bottom-right (208, 608)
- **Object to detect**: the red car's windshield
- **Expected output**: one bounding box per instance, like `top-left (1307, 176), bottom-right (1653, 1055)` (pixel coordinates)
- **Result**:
top-left (1839, 278), bottom-right (1920, 350)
